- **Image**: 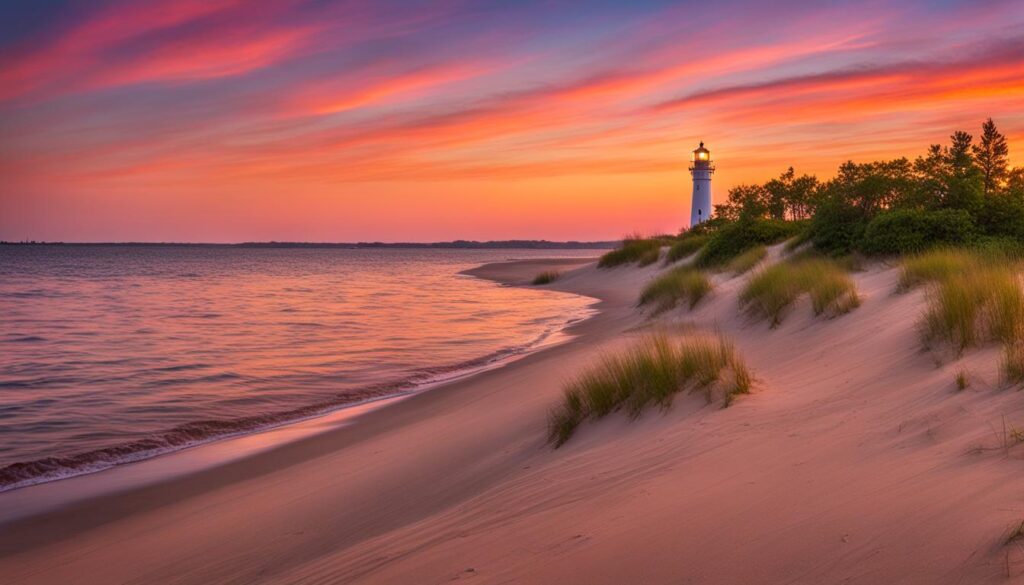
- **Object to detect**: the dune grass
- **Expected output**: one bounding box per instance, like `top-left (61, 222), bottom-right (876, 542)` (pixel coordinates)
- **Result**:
top-left (1004, 344), bottom-right (1024, 386)
top-left (548, 333), bottom-right (751, 447)
top-left (739, 258), bottom-right (861, 327)
top-left (904, 249), bottom-right (1024, 374)
top-left (599, 238), bottom-right (663, 268)
top-left (638, 267), bottom-right (712, 314)
top-left (665, 235), bottom-right (710, 264)
top-left (955, 370), bottom-right (969, 391)
top-left (727, 245), bottom-right (767, 275)
top-left (918, 263), bottom-right (1024, 354)
top-left (898, 248), bottom-right (975, 292)
top-left (531, 270), bottom-right (561, 285)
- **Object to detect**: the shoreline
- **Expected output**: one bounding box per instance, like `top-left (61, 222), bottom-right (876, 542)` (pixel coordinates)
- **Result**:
top-left (0, 256), bottom-right (618, 543)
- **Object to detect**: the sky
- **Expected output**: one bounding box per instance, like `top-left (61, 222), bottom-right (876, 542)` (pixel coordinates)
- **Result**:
top-left (1, 0), bottom-right (1022, 243)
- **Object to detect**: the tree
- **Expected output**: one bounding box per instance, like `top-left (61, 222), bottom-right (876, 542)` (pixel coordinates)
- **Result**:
top-left (715, 184), bottom-right (768, 221)
top-left (947, 131), bottom-right (974, 174)
top-left (973, 118), bottom-right (1010, 194)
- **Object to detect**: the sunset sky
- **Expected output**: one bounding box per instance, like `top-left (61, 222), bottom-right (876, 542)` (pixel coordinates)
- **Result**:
top-left (1, 0), bottom-right (1022, 242)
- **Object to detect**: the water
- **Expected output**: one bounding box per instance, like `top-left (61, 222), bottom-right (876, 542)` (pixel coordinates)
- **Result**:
top-left (0, 246), bottom-right (599, 491)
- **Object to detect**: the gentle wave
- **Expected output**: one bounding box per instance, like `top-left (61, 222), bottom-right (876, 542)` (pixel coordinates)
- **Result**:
top-left (0, 309), bottom-right (591, 493)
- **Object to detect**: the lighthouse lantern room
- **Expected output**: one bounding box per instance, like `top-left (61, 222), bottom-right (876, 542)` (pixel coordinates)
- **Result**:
top-left (689, 141), bottom-right (714, 227)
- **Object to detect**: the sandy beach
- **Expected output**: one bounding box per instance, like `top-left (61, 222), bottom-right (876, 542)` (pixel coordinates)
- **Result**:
top-left (3, 251), bottom-right (1024, 584)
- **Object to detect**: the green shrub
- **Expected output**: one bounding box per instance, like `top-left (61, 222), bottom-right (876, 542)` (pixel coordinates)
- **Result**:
top-left (739, 258), bottom-right (860, 326)
top-left (548, 333), bottom-right (752, 446)
top-left (861, 209), bottom-right (977, 256)
top-left (665, 234), bottom-right (710, 263)
top-left (727, 245), bottom-right (767, 275)
top-left (638, 267), bottom-right (712, 313)
top-left (696, 218), bottom-right (802, 268)
top-left (809, 198), bottom-right (868, 256)
top-left (599, 238), bottom-right (663, 268)
top-left (532, 271), bottom-right (560, 285)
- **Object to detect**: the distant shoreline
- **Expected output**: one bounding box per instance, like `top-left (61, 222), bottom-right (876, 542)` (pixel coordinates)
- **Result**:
top-left (0, 240), bottom-right (618, 249)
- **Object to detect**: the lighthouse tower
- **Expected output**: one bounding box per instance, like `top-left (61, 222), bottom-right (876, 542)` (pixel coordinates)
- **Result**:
top-left (689, 142), bottom-right (714, 227)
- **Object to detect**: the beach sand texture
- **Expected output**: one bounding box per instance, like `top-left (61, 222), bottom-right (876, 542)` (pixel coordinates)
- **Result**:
top-left (3, 248), bottom-right (1024, 584)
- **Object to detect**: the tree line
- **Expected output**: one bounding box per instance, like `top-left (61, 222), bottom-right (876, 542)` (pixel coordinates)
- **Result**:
top-left (706, 118), bottom-right (1023, 256)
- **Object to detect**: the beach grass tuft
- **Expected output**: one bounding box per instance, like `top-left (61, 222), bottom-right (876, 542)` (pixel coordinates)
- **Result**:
top-left (1005, 344), bottom-right (1024, 386)
top-left (955, 370), bottom-right (969, 391)
top-left (548, 333), bottom-right (751, 447)
top-left (739, 258), bottom-right (860, 327)
top-left (532, 270), bottom-right (561, 285)
top-left (599, 238), bottom-right (663, 268)
top-left (898, 248), bottom-right (975, 292)
top-left (918, 262), bottom-right (1024, 353)
top-left (638, 267), bottom-right (712, 314)
top-left (665, 235), bottom-right (710, 264)
top-left (727, 245), bottom-right (767, 275)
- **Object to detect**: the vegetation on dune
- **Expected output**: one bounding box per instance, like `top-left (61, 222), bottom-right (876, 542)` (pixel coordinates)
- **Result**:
top-left (706, 118), bottom-right (1023, 258)
top-left (727, 245), bottom-right (767, 275)
top-left (665, 234), bottom-right (710, 263)
top-left (739, 258), bottom-right (860, 327)
top-left (638, 267), bottom-right (712, 314)
top-left (1005, 344), bottom-right (1024, 386)
top-left (548, 333), bottom-right (751, 447)
top-left (897, 248), bottom-right (976, 291)
top-left (598, 237), bottom-right (665, 268)
top-left (955, 370), bottom-right (969, 391)
top-left (900, 249), bottom-right (1024, 354)
top-left (694, 217), bottom-right (803, 268)
top-left (531, 270), bottom-right (561, 285)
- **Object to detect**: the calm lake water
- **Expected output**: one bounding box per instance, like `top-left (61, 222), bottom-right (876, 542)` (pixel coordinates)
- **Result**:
top-left (0, 246), bottom-right (599, 491)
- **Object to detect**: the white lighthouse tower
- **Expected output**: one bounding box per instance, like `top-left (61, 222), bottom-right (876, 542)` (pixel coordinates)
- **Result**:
top-left (689, 141), bottom-right (714, 227)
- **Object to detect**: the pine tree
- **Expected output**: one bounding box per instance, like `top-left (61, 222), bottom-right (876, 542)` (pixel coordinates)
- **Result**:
top-left (972, 118), bottom-right (1009, 195)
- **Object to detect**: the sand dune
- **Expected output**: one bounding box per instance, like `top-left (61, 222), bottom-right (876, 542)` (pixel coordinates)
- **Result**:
top-left (3, 248), bottom-right (1024, 584)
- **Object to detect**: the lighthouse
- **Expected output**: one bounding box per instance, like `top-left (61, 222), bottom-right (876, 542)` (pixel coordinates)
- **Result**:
top-left (689, 142), bottom-right (714, 227)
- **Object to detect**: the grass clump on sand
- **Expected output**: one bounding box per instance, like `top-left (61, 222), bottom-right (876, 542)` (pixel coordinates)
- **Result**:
top-left (955, 370), bottom-right (969, 391)
top-left (897, 248), bottom-right (975, 292)
top-left (727, 245), bottom-right (767, 275)
top-left (1003, 344), bottom-right (1024, 386)
top-left (532, 271), bottom-right (560, 285)
top-left (906, 250), bottom-right (1024, 382)
top-left (739, 258), bottom-right (861, 327)
top-left (547, 333), bottom-right (752, 447)
top-left (638, 267), bottom-right (712, 314)
top-left (599, 237), bottom-right (663, 268)
top-left (665, 235), bottom-right (710, 264)
top-left (917, 261), bottom-right (1024, 354)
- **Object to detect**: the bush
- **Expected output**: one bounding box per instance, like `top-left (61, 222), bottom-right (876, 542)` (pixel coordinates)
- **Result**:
top-left (638, 267), bottom-right (712, 313)
top-left (696, 218), bottom-right (802, 268)
top-left (860, 209), bottom-right (977, 256)
top-left (532, 271), bottom-right (560, 285)
top-left (665, 234), bottom-right (710, 263)
top-left (547, 333), bottom-right (751, 446)
top-left (599, 238), bottom-right (663, 268)
top-left (809, 198), bottom-right (868, 256)
top-left (727, 245), bottom-right (767, 275)
top-left (739, 258), bottom-right (861, 326)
